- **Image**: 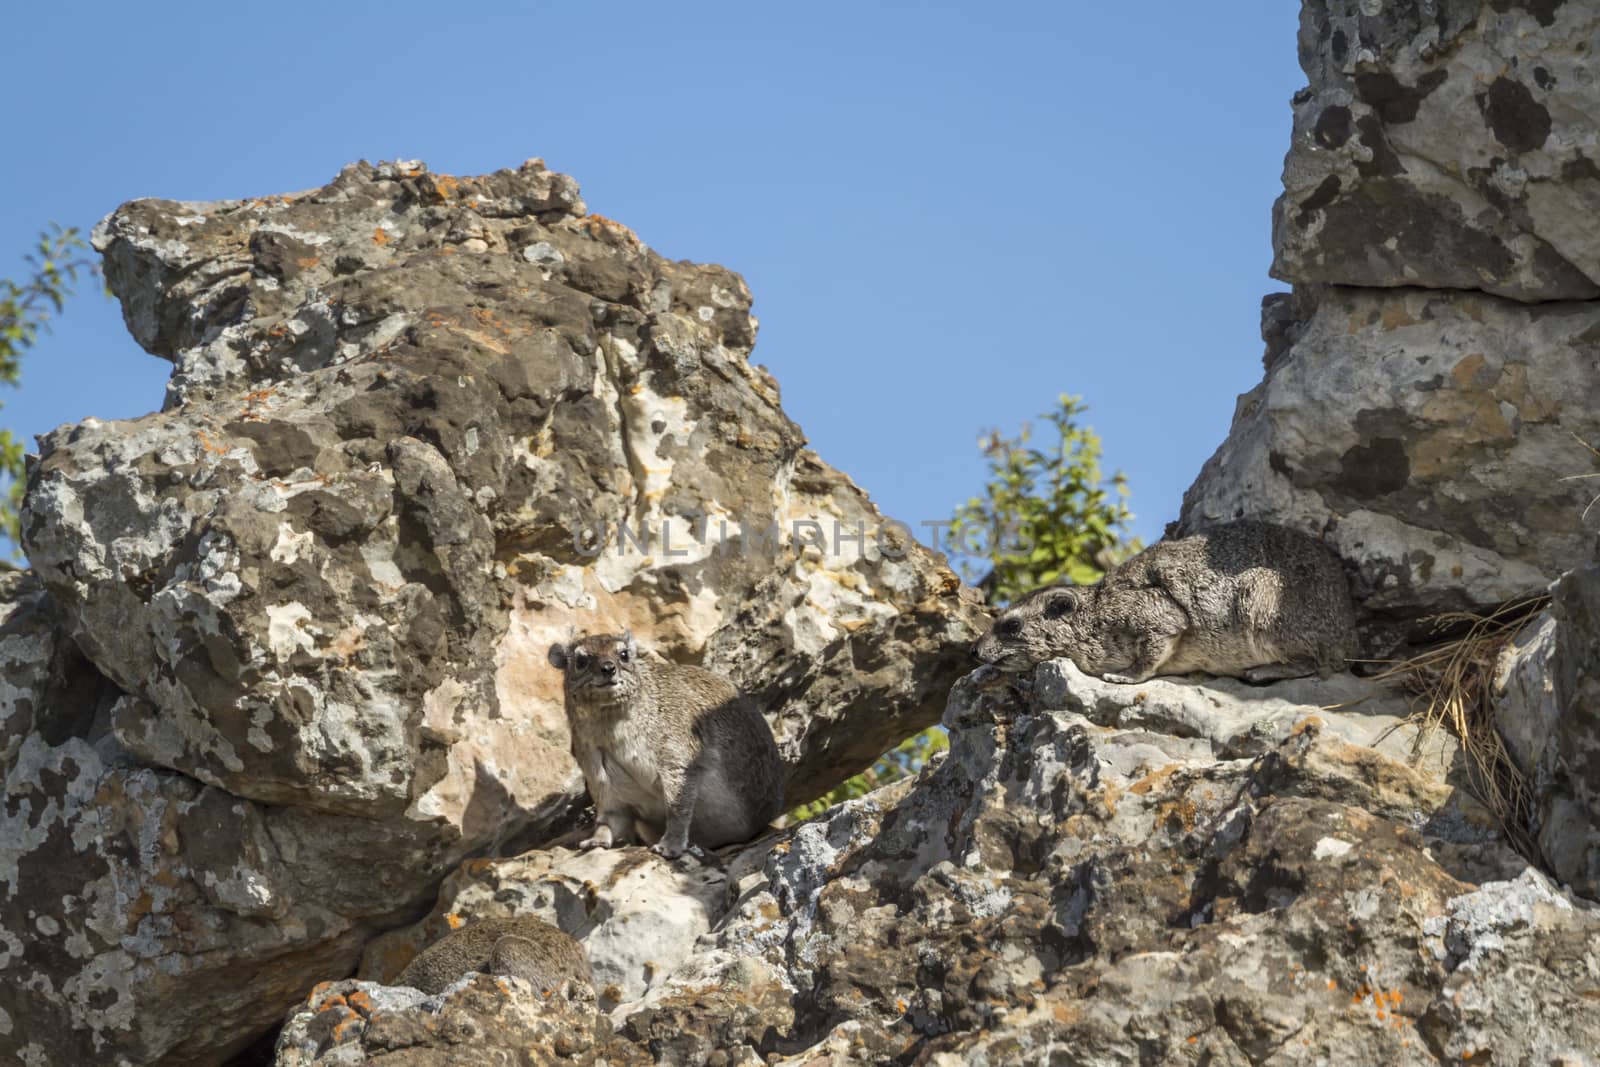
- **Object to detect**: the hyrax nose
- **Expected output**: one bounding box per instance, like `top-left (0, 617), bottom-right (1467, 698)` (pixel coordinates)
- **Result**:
top-left (601, 660), bottom-right (617, 677)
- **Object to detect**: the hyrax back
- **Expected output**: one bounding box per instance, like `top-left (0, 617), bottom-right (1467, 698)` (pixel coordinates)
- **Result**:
top-left (393, 917), bottom-right (592, 996)
top-left (547, 631), bottom-right (785, 859)
top-left (975, 520), bottom-right (1358, 683)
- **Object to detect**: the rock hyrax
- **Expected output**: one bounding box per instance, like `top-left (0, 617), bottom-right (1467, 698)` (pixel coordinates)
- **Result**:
top-left (974, 520), bottom-right (1358, 684)
top-left (547, 631), bottom-right (785, 860)
top-left (394, 916), bottom-right (592, 996)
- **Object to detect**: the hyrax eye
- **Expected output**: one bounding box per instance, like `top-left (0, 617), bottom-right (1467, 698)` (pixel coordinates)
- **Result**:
top-left (617, 647), bottom-right (630, 662)
top-left (574, 651), bottom-right (592, 670)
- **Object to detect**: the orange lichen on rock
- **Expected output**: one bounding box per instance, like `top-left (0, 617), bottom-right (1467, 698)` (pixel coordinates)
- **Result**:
top-left (373, 228), bottom-right (390, 247)
top-left (196, 430), bottom-right (232, 456)
top-left (1128, 764), bottom-right (1180, 796)
top-left (577, 213), bottom-right (642, 247)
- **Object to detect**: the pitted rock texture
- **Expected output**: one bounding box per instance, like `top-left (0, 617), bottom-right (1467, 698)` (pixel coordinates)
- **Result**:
top-left (359, 845), bottom-right (729, 1013)
top-left (7, 159), bottom-right (983, 1066)
top-left (1495, 562), bottom-right (1600, 898)
top-left (292, 665), bottom-right (1600, 1065)
top-left (1180, 285), bottom-right (1600, 628)
top-left (1, 571), bottom-right (444, 1066)
top-left (274, 976), bottom-right (609, 1066)
top-left (1273, 0), bottom-right (1600, 300)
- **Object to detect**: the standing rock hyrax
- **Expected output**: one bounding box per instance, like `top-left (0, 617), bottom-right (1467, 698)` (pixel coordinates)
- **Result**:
top-left (547, 631), bottom-right (785, 860)
top-left (393, 916), bottom-right (592, 996)
top-left (974, 520), bottom-right (1358, 684)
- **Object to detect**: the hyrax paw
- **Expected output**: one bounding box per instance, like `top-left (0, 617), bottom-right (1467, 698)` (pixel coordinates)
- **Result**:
top-left (578, 834), bottom-right (611, 851)
top-left (649, 839), bottom-right (695, 862)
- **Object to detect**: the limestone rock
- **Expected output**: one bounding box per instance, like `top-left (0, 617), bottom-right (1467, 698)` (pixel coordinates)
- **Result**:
top-left (1495, 562), bottom-right (1600, 898)
top-left (359, 845), bottom-right (728, 1013)
top-left (5, 158), bottom-right (983, 1066)
top-left (300, 664), bottom-right (1599, 1064)
top-left (1180, 285), bottom-right (1600, 627)
top-left (1273, 0), bottom-right (1600, 300)
top-left (0, 572), bottom-right (410, 1065)
top-left (274, 977), bottom-right (609, 1066)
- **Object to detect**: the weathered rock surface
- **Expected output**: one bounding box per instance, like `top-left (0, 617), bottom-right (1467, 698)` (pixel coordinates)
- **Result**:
top-left (1180, 285), bottom-right (1600, 628)
top-left (359, 845), bottom-right (730, 1013)
top-left (5, 159), bottom-right (983, 1066)
top-left (275, 976), bottom-right (608, 1066)
top-left (1273, 0), bottom-right (1600, 300)
top-left (279, 664), bottom-right (1600, 1065)
top-left (1495, 561), bottom-right (1600, 899)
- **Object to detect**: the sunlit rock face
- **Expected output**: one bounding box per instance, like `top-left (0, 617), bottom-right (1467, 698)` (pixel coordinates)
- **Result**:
top-left (276, 667), bottom-right (1600, 1066)
top-left (1181, 285), bottom-right (1600, 629)
top-left (1272, 0), bottom-right (1600, 302)
top-left (1182, 1), bottom-right (1600, 634)
top-left (6, 158), bottom-right (983, 1066)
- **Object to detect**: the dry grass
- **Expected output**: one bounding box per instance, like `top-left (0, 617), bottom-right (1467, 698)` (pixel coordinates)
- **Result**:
top-left (1563, 430), bottom-right (1600, 524)
top-left (1373, 595), bottom-right (1549, 860)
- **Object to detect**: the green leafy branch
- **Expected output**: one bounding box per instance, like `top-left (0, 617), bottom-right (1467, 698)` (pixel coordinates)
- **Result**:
top-left (1, 223), bottom-right (96, 552)
top-left (948, 393), bottom-right (1137, 607)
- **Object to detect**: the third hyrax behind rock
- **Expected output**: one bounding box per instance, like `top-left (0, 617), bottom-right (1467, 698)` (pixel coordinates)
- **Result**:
top-left (394, 916), bottom-right (592, 997)
top-left (975, 520), bottom-right (1358, 684)
top-left (548, 631), bottom-right (785, 859)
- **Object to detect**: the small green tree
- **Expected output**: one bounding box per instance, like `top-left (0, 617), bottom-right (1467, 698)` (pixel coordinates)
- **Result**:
top-left (949, 393), bottom-right (1136, 606)
top-left (1, 224), bottom-right (95, 554)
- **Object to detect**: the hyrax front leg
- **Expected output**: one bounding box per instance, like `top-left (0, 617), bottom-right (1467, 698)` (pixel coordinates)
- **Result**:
top-left (1241, 661), bottom-right (1316, 684)
top-left (1100, 632), bottom-right (1180, 685)
top-left (650, 761), bottom-right (705, 863)
top-left (580, 807), bottom-right (637, 850)
top-left (575, 751), bottom-right (634, 849)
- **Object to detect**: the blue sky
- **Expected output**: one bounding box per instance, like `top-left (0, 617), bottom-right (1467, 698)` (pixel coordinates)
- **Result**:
top-left (1, 1), bottom-right (1303, 559)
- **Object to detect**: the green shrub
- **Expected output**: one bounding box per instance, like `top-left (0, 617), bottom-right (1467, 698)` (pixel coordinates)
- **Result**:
top-left (949, 393), bottom-right (1136, 606)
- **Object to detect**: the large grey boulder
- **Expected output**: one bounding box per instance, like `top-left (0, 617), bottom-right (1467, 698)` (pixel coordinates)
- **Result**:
top-left (1181, 285), bottom-right (1600, 625)
top-left (278, 664), bottom-right (1600, 1065)
top-left (1273, 0), bottom-right (1600, 301)
top-left (1, 572), bottom-right (429, 1065)
top-left (5, 159), bottom-right (984, 1066)
top-left (1495, 562), bottom-right (1600, 899)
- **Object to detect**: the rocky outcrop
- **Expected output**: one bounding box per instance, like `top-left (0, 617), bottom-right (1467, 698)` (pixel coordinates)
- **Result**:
top-left (1181, 285), bottom-right (1600, 625)
top-left (1183, 0), bottom-right (1600, 631)
top-left (1272, 0), bottom-right (1600, 301)
top-left (12, 1), bottom-right (1600, 1061)
top-left (4, 159), bottom-right (984, 1066)
top-left (274, 665), bottom-right (1600, 1065)
top-left (1495, 561), bottom-right (1600, 899)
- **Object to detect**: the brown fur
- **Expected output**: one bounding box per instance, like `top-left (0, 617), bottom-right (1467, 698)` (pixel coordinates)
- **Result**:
top-left (548, 632), bottom-right (785, 859)
top-left (394, 917), bottom-right (591, 996)
top-left (974, 521), bottom-right (1358, 683)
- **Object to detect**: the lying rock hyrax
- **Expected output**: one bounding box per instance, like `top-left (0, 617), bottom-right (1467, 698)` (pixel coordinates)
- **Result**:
top-left (394, 916), bottom-right (592, 996)
top-left (548, 631), bottom-right (785, 860)
top-left (974, 520), bottom-right (1358, 684)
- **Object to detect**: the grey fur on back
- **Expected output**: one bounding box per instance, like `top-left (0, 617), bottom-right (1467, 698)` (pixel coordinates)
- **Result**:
top-left (974, 520), bottom-right (1358, 683)
top-left (548, 632), bottom-right (785, 858)
top-left (393, 917), bottom-right (592, 996)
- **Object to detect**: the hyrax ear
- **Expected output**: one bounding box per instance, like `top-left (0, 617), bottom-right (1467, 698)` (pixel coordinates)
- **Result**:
top-left (547, 643), bottom-right (570, 670)
top-left (1039, 587), bottom-right (1078, 620)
